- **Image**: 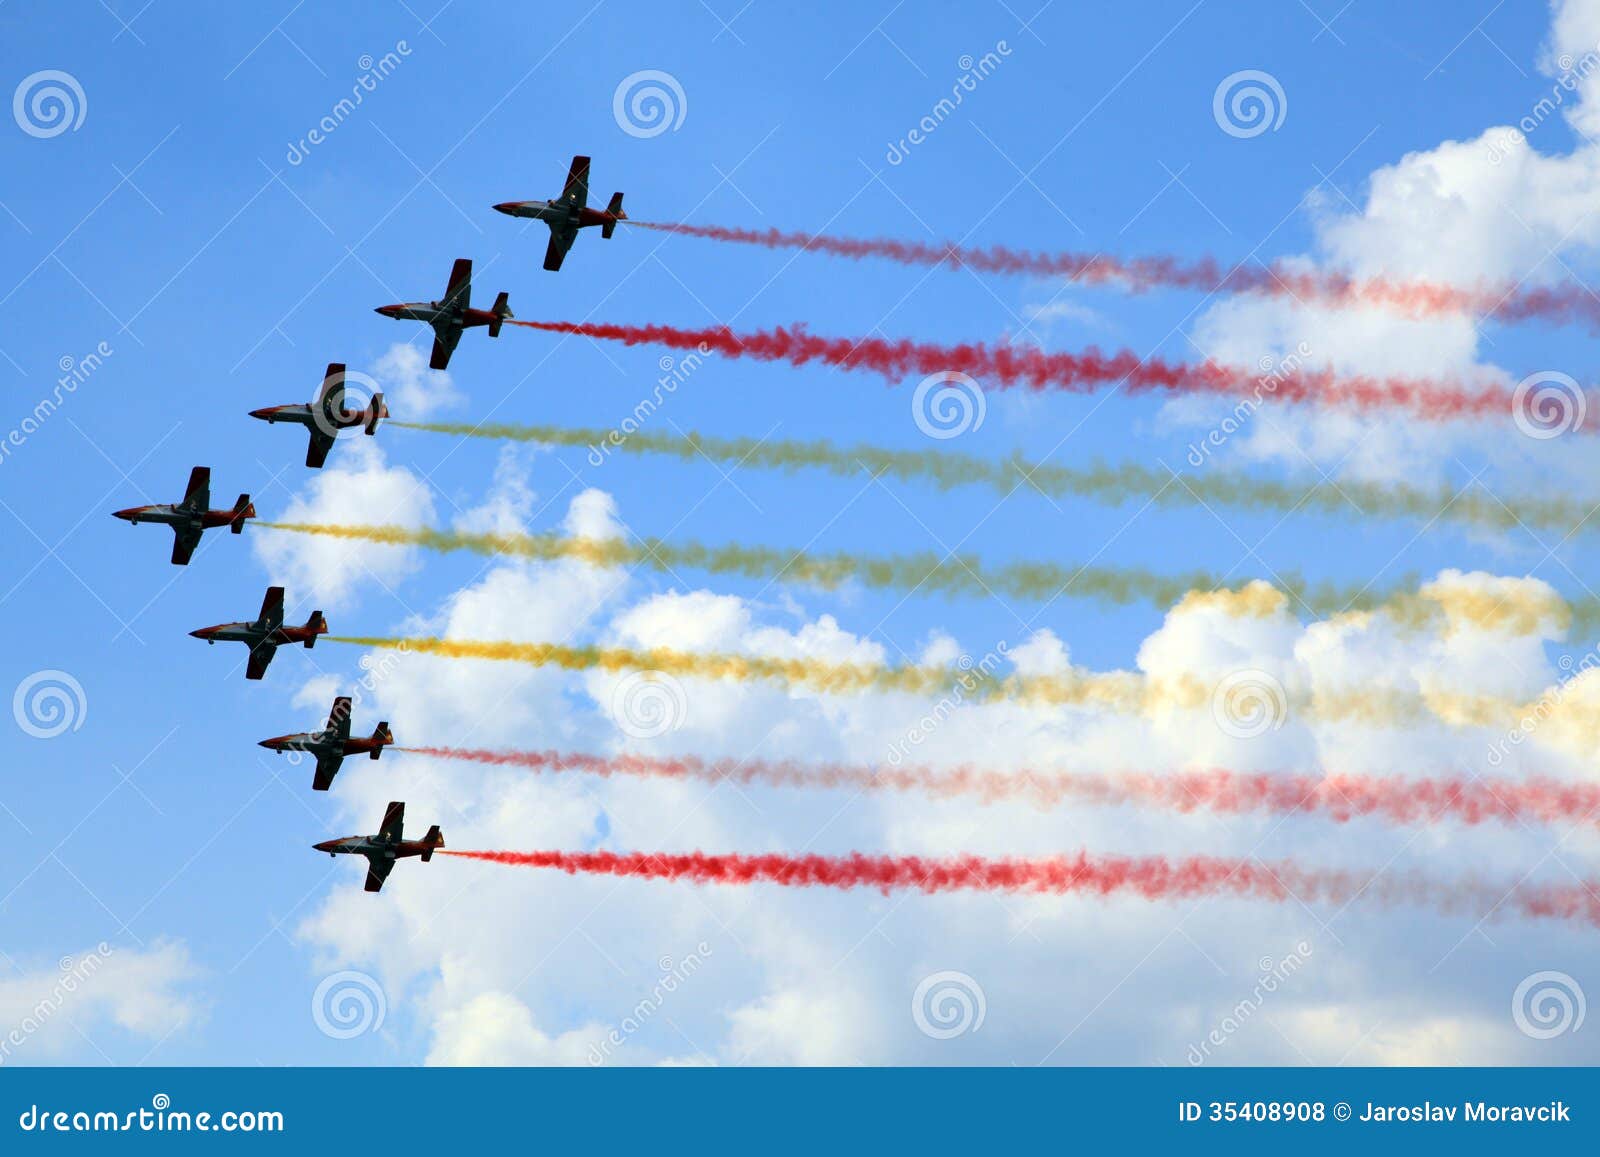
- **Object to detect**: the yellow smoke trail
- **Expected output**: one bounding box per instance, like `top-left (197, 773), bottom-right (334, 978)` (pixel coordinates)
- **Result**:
top-left (391, 419), bottom-right (1594, 536)
top-left (261, 521), bottom-right (1580, 637)
top-left (325, 634), bottom-right (1586, 733)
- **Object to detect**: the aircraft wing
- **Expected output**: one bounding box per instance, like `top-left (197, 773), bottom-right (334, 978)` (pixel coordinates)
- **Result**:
top-left (181, 466), bottom-right (210, 513)
top-left (314, 363), bottom-right (347, 415)
top-left (305, 429), bottom-right (335, 469)
top-left (428, 325), bottom-right (462, 371)
top-left (560, 155), bottom-right (590, 207)
top-left (442, 258), bottom-right (472, 312)
top-left (378, 800), bottom-right (406, 843)
top-left (170, 525), bottom-right (202, 566)
top-left (327, 696), bottom-right (352, 742)
top-left (257, 586), bottom-right (285, 630)
top-left (311, 751), bottom-right (343, 792)
top-left (543, 226), bottom-right (577, 272)
top-left (245, 641), bottom-right (277, 681)
top-left (363, 855), bottom-right (396, 893)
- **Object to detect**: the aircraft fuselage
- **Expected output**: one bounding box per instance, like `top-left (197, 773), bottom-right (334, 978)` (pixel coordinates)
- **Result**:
top-left (112, 504), bottom-right (235, 532)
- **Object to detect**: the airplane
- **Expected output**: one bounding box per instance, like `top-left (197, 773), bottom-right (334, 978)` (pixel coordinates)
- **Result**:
top-left (493, 155), bottom-right (626, 272)
top-left (112, 466), bottom-right (255, 565)
top-left (314, 801), bottom-right (444, 893)
top-left (259, 695), bottom-right (394, 791)
top-left (374, 258), bottom-right (512, 370)
top-left (189, 585), bottom-right (326, 680)
top-left (249, 362), bottom-right (387, 469)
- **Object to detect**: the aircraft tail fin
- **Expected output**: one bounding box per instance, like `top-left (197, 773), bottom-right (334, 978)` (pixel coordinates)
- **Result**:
top-left (602, 192), bottom-right (625, 238)
top-left (304, 610), bottom-right (326, 645)
top-left (365, 393), bottom-right (386, 435)
top-left (231, 495), bottom-right (255, 533)
top-left (372, 722), bottom-right (393, 755)
top-left (488, 291), bottom-right (512, 337)
top-left (420, 825), bottom-right (444, 861)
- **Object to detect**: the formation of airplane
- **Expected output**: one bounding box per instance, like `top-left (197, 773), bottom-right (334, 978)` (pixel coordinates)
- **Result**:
top-left (250, 362), bottom-right (387, 468)
top-left (494, 154), bottom-right (626, 272)
top-left (375, 258), bottom-right (513, 370)
top-left (259, 695), bottom-right (394, 791)
top-left (113, 466), bottom-right (254, 565)
top-left (314, 801), bottom-right (444, 893)
top-left (114, 153), bottom-right (627, 893)
top-left (189, 585), bottom-right (326, 681)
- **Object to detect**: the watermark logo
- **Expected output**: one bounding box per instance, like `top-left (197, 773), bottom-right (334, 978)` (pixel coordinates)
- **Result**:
top-left (1513, 970), bottom-right (1585, 1039)
top-left (885, 41), bottom-right (1012, 165)
top-left (912, 370), bottom-right (986, 440)
top-left (1212, 70), bottom-right (1286, 139)
top-left (1187, 942), bottom-right (1312, 1064)
top-left (613, 70), bottom-right (687, 138)
top-left (1512, 370), bottom-right (1586, 440)
top-left (13, 670), bottom-right (87, 739)
top-left (1210, 669), bottom-right (1288, 739)
top-left (285, 43), bottom-right (411, 165)
top-left (610, 671), bottom-right (688, 739)
top-left (311, 970), bottom-right (386, 1039)
top-left (912, 970), bottom-right (986, 1039)
top-left (14, 70), bottom-right (87, 139)
top-left (587, 941), bottom-right (712, 1064)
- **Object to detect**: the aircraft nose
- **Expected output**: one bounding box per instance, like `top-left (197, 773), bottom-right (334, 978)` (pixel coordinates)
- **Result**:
top-left (312, 839), bottom-right (337, 852)
top-left (374, 304), bottom-right (401, 317)
top-left (248, 407), bottom-right (273, 421)
top-left (188, 626), bottom-right (217, 640)
top-left (111, 508), bottom-right (137, 521)
top-left (492, 201), bottom-right (520, 215)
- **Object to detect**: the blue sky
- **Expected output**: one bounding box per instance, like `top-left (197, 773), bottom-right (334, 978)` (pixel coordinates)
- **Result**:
top-left (5, 0), bottom-right (1600, 1066)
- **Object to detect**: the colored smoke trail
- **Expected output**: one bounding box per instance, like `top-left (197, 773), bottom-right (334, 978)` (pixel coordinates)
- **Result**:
top-left (440, 846), bottom-right (1600, 927)
top-left (403, 745), bottom-right (1600, 834)
top-left (634, 221), bottom-right (1600, 331)
top-left (263, 521), bottom-right (1580, 636)
top-left (328, 635), bottom-right (1585, 734)
top-left (509, 319), bottom-right (1538, 425)
top-left (391, 420), bottom-right (1593, 535)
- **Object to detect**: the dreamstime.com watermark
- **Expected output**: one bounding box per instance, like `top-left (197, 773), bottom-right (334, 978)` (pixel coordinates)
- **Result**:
top-left (587, 942), bottom-right (713, 1064)
top-left (1186, 940), bottom-right (1313, 1064)
top-left (1486, 42), bottom-right (1600, 165)
top-left (0, 342), bottom-right (113, 468)
top-left (17, 1095), bottom-right (282, 1134)
top-left (885, 642), bottom-right (1009, 766)
top-left (1512, 970), bottom-right (1585, 1039)
top-left (912, 370), bottom-right (986, 439)
top-left (285, 43), bottom-right (412, 165)
top-left (13, 69), bottom-right (86, 138)
top-left (1212, 69), bottom-right (1287, 139)
top-left (613, 70), bottom-right (687, 138)
top-left (12, 669), bottom-right (87, 739)
top-left (278, 644), bottom-right (407, 771)
top-left (912, 970), bottom-right (986, 1039)
top-left (311, 970), bottom-right (386, 1040)
top-left (587, 345), bottom-right (712, 466)
top-left (0, 944), bottom-right (113, 1065)
top-left (610, 670), bottom-right (688, 739)
top-left (1185, 342), bottom-right (1313, 466)
top-left (886, 42), bottom-right (1012, 165)
top-left (1485, 643), bottom-right (1600, 767)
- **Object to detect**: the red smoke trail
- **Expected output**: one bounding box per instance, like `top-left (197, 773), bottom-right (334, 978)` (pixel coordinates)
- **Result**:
top-left (441, 846), bottom-right (1600, 927)
top-left (633, 221), bottom-right (1600, 331)
top-left (509, 319), bottom-right (1531, 423)
top-left (403, 746), bottom-right (1600, 833)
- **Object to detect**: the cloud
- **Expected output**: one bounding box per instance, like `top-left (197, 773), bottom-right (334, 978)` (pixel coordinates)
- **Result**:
top-left (0, 941), bottom-right (202, 1064)
top-left (372, 342), bottom-right (463, 421)
top-left (280, 452), bottom-right (1600, 1065)
top-left (1162, 0), bottom-right (1600, 484)
top-left (252, 440), bottom-right (436, 610)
